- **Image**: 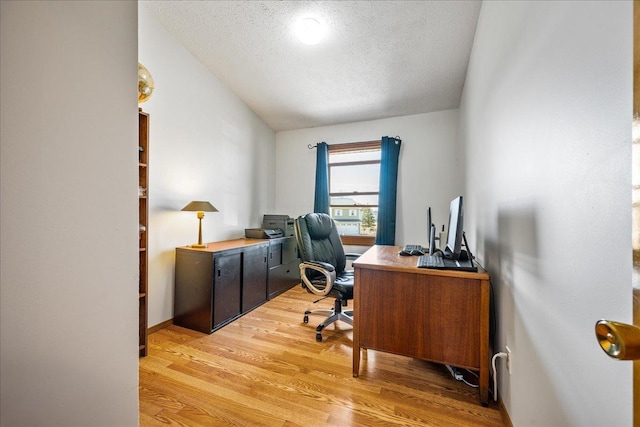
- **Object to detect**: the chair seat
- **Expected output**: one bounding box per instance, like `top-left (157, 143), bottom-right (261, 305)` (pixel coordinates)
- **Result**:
top-left (332, 272), bottom-right (354, 300)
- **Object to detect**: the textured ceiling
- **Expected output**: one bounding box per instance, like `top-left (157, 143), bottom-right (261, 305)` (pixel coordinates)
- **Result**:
top-left (142, 1), bottom-right (482, 132)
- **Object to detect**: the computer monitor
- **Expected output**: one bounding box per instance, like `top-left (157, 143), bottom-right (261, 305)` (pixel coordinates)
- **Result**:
top-left (444, 196), bottom-right (464, 260)
top-left (426, 206), bottom-right (432, 246)
top-left (425, 206), bottom-right (437, 254)
top-left (428, 224), bottom-right (437, 255)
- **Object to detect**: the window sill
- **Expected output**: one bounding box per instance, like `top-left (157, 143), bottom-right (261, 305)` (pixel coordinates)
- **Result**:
top-left (340, 235), bottom-right (375, 246)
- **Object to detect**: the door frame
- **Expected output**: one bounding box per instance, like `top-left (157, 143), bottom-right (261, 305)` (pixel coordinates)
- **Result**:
top-left (633, 0), bottom-right (639, 424)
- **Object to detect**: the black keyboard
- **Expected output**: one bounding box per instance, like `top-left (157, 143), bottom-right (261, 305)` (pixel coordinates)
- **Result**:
top-left (417, 255), bottom-right (478, 272)
top-left (417, 255), bottom-right (445, 269)
top-left (402, 244), bottom-right (424, 255)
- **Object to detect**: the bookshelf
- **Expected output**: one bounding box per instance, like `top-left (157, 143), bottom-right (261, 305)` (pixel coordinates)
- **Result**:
top-left (138, 110), bottom-right (149, 357)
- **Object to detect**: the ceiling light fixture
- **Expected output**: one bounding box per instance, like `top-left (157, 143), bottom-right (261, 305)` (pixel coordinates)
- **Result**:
top-left (295, 17), bottom-right (326, 45)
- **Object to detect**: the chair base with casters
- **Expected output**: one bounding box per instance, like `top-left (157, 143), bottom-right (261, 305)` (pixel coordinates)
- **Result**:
top-left (303, 296), bottom-right (353, 342)
top-left (297, 257), bottom-right (358, 342)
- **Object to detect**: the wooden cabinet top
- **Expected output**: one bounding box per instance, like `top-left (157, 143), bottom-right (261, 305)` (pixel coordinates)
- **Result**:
top-left (177, 238), bottom-right (271, 253)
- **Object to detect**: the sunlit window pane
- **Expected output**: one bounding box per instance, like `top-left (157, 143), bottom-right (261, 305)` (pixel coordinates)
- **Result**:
top-left (330, 195), bottom-right (378, 206)
top-left (330, 206), bottom-right (378, 236)
top-left (328, 142), bottom-right (380, 237)
top-left (330, 164), bottom-right (379, 193)
top-left (330, 150), bottom-right (380, 163)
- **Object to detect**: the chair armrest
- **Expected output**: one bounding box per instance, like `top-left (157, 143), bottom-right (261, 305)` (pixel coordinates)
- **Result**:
top-left (299, 261), bottom-right (336, 296)
top-left (345, 253), bottom-right (361, 260)
top-left (304, 260), bottom-right (335, 273)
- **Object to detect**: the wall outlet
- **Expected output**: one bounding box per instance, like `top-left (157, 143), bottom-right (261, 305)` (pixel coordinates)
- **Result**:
top-left (506, 346), bottom-right (512, 375)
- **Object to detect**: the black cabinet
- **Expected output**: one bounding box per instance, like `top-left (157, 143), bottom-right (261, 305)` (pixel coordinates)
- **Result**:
top-left (268, 236), bottom-right (301, 299)
top-left (174, 239), bottom-right (268, 334)
top-left (174, 237), bottom-right (300, 334)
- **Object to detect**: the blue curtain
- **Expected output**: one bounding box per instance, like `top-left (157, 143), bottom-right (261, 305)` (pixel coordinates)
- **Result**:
top-left (375, 136), bottom-right (402, 245)
top-left (313, 142), bottom-right (330, 214)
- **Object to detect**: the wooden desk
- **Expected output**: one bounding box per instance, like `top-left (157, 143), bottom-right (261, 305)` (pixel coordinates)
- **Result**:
top-left (353, 245), bottom-right (491, 406)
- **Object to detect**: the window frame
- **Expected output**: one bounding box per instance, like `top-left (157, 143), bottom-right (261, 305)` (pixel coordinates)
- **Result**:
top-left (328, 140), bottom-right (381, 246)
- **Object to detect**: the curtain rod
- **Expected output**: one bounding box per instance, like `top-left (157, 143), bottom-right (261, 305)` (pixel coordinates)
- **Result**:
top-left (307, 137), bottom-right (401, 150)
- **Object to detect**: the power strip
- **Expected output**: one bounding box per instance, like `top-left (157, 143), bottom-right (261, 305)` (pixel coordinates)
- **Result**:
top-left (446, 364), bottom-right (463, 381)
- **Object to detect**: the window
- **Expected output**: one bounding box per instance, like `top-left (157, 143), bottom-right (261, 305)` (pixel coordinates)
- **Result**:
top-left (328, 141), bottom-right (381, 245)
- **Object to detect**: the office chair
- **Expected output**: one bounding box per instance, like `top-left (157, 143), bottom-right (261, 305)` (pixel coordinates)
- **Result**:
top-left (294, 213), bottom-right (360, 342)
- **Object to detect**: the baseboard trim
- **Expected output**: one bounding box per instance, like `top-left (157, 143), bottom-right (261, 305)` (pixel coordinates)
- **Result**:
top-left (498, 396), bottom-right (513, 427)
top-left (148, 318), bottom-right (173, 335)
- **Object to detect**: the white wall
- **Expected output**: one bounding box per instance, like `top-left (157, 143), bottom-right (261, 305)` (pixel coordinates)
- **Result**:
top-left (460, 2), bottom-right (632, 426)
top-left (275, 110), bottom-right (461, 248)
top-left (0, 2), bottom-right (139, 425)
top-left (138, 5), bottom-right (277, 328)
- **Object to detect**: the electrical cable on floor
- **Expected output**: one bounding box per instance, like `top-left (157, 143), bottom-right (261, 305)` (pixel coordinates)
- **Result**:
top-left (464, 369), bottom-right (478, 378)
top-left (446, 365), bottom-right (478, 388)
top-left (461, 377), bottom-right (478, 388)
top-left (461, 369), bottom-right (478, 388)
top-left (492, 352), bottom-right (508, 401)
top-left (445, 364), bottom-right (461, 380)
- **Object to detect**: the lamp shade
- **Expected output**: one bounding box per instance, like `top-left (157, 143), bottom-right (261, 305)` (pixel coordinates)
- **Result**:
top-left (181, 201), bottom-right (218, 212)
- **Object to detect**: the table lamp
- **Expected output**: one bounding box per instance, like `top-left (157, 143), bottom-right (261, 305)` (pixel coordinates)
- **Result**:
top-left (181, 201), bottom-right (218, 248)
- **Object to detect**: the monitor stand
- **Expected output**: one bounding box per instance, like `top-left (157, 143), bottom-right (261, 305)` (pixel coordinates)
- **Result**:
top-left (462, 231), bottom-right (474, 262)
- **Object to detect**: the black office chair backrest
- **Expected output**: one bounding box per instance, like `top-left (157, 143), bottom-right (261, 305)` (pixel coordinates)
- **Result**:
top-left (294, 213), bottom-right (346, 275)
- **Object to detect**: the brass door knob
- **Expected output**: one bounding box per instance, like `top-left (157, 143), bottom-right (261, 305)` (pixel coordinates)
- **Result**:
top-left (595, 319), bottom-right (640, 360)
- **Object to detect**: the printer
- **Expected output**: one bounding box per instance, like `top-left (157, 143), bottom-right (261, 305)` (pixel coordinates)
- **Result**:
top-left (262, 214), bottom-right (294, 237)
top-left (244, 214), bottom-right (294, 239)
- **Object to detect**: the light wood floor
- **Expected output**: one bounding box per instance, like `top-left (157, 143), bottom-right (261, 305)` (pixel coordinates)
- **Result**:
top-left (139, 286), bottom-right (506, 427)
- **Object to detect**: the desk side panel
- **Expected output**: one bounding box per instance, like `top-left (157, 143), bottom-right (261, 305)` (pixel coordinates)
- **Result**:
top-left (358, 268), bottom-right (482, 370)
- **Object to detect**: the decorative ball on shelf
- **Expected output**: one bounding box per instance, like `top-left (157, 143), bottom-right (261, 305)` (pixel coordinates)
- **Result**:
top-left (138, 62), bottom-right (155, 103)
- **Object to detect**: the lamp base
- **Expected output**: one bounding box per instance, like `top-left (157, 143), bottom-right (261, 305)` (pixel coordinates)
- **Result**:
top-left (190, 243), bottom-right (207, 248)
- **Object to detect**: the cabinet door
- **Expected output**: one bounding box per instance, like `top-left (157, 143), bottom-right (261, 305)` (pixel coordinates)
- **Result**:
top-left (242, 244), bottom-right (268, 312)
top-left (268, 237), bottom-right (301, 299)
top-left (174, 250), bottom-right (214, 334)
top-left (268, 261), bottom-right (301, 300)
top-left (268, 240), bottom-right (283, 267)
top-left (213, 252), bottom-right (242, 329)
top-left (282, 237), bottom-right (299, 264)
